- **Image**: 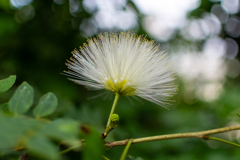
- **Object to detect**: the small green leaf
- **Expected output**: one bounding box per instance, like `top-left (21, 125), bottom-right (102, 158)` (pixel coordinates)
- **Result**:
top-left (236, 113), bottom-right (240, 118)
top-left (33, 92), bottom-right (58, 118)
top-left (0, 75), bottom-right (16, 93)
top-left (26, 135), bottom-right (60, 160)
top-left (0, 103), bottom-right (13, 116)
top-left (0, 102), bottom-right (9, 112)
top-left (9, 81), bottom-right (34, 115)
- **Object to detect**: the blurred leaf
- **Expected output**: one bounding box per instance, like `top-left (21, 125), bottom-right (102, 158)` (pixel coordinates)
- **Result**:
top-left (125, 155), bottom-right (144, 160)
top-left (9, 81), bottom-right (34, 115)
top-left (26, 135), bottom-right (60, 160)
top-left (236, 113), bottom-right (240, 118)
top-left (0, 102), bottom-right (8, 111)
top-left (0, 75), bottom-right (16, 93)
top-left (0, 102), bottom-right (13, 116)
top-left (33, 92), bottom-right (58, 118)
top-left (0, 114), bottom-right (17, 149)
top-left (82, 126), bottom-right (104, 160)
top-left (125, 155), bottom-right (135, 160)
top-left (0, 115), bottom-right (43, 149)
top-left (0, 0), bottom-right (10, 10)
top-left (41, 119), bottom-right (79, 146)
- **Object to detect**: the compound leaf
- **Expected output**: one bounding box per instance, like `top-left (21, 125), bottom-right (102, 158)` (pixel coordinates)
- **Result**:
top-left (33, 92), bottom-right (58, 118)
top-left (9, 82), bottom-right (34, 115)
top-left (0, 75), bottom-right (16, 93)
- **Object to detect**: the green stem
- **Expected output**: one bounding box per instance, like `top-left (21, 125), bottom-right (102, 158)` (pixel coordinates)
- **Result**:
top-left (207, 136), bottom-right (240, 148)
top-left (59, 143), bottom-right (82, 155)
top-left (102, 93), bottom-right (120, 139)
top-left (106, 93), bottom-right (120, 128)
top-left (119, 139), bottom-right (133, 160)
top-left (102, 155), bottom-right (110, 160)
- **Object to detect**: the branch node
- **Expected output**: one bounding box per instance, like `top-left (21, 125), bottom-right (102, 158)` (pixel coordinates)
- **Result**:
top-left (201, 135), bottom-right (210, 140)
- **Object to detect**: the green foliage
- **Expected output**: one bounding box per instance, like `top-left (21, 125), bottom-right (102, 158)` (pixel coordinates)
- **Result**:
top-left (236, 113), bottom-right (240, 118)
top-left (0, 76), bottom-right (81, 160)
top-left (26, 135), bottom-right (60, 160)
top-left (0, 114), bottom-right (43, 150)
top-left (82, 126), bottom-right (104, 160)
top-left (0, 75), bottom-right (16, 93)
top-left (0, 0), bottom-right (10, 10)
top-left (9, 81), bottom-right (34, 115)
top-left (0, 102), bottom-right (13, 116)
top-left (41, 119), bottom-right (79, 146)
top-left (33, 92), bottom-right (58, 118)
top-left (0, 112), bottom-right (79, 159)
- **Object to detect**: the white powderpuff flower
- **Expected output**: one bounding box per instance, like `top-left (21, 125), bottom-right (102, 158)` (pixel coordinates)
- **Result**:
top-left (64, 32), bottom-right (177, 108)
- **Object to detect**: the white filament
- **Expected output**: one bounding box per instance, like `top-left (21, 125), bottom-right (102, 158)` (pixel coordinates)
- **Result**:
top-left (64, 31), bottom-right (177, 108)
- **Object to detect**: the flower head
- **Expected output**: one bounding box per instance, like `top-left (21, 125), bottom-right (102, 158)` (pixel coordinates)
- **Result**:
top-left (64, 32), bottom-right (177, 108)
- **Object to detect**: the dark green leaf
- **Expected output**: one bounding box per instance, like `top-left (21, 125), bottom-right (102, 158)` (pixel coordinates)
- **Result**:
top-left (82, 126), bottom-right (104, 160)
top-left (0, 75), bottom-right (16, 93)
top-left (41, 119), bottom-right (79, 146)
top-left (9, 81), bottom-right (34, 115)
top-left (236, 113), bottom-right (240, 118)
top-left (0, 103), bottom-right (13, 116)
top-left (33, 92), bottom-right (58, 118)
top-left (26, 135), bottom-right (60, 160)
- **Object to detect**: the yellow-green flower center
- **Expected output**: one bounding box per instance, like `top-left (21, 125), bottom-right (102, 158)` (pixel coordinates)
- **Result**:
top-left (104, 78), bottom-right (135, 96)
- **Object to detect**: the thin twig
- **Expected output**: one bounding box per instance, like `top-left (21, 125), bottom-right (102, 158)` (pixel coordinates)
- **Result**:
top-left (14, 125), bottom-right (240, 154)
top-left (105, 125), bottom-right (240, 148)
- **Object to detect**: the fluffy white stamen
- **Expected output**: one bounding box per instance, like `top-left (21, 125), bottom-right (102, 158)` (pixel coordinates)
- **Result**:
top-left (64, 31), bottom-right (177, 108)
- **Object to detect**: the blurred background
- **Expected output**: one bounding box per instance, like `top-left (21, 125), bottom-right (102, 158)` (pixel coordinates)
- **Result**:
top-left (1, 0), bottom-right (240, 159)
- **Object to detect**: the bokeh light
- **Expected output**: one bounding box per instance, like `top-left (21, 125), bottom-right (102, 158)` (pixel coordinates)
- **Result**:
top-left (181, 13), bottom-right (221, 40)
top-left (225, 38), bottom-right (239, 59)
top-left (133, 0), bottom-right (200, 41)
top-left (10, 0), bottom-right (33, 8)
top-left (221, 0), bottom-right (239, 14)
top-left (226, 59), bottom-right (240, 78)
top-left (81, 0), bottom-right (137, 36)
top-left (225, 16), bottom-right (240, 37)
top-left (211, 4), bottom-right (229, 24)
top-left (14, 5), bottom-right (34, 23)
top-left (6, 0), bottom-right (240, 104)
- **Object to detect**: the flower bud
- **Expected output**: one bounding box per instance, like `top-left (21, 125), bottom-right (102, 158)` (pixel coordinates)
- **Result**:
top-left (110, 113), bottom-right (119, 122)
